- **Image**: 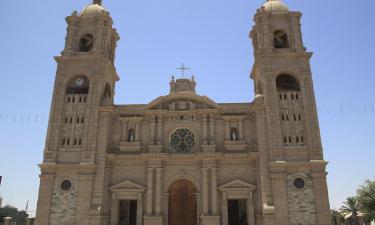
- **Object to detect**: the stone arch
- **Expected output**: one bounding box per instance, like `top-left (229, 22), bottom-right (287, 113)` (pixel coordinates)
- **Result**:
top-left (276, 74), bottom-right (300, 91)
top-left (165, 172), bottom-right (201, 193)
top-left (273, 30), bottom-right (289, 49)
top-left (78, 33), bottom-right (94, 52)
top-left (65, 75), bottom-right (90, 94)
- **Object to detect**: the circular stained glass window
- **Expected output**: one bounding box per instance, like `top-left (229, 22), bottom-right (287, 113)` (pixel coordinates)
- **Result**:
top-left (61, 180), bottom-right (72, 191)
top-left (170, 128), bottom-right (195, 153)
top-left (294, 178), bottom-right (305, 189)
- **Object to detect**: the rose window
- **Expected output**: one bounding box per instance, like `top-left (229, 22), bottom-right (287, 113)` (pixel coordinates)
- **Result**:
top-left (170, 128), bottom-right (195, 153)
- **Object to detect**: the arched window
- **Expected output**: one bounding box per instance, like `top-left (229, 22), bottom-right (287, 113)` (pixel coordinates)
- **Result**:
top-left (104, 83), bottom-right (112, 98)
top-left (66, 76), bottom-right (89, 94)
top-left (274, 30), bottom-right (289, 49)
top-left (79, 34), bottom-right (94, 52)
top-left (230, 128), bottom-right (239, 141)
top-left (128, 129), bottom-right (135, 142)
top-left (276, 74), bottom-right (300, 91)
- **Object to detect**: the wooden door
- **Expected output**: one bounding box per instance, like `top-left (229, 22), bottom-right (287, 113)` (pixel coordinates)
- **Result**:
top-left (168, 180), bottom-right (197, 225)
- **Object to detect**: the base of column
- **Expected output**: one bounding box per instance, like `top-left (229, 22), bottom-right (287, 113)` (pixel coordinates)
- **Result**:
top-left (144, 216), bottom-right (163, 225)
top-left (201, 215), bottom-right (221, 225)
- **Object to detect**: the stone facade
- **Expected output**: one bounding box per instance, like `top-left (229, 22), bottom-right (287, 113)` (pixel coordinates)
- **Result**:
top-left (35, 1), bottom-right (331, 225)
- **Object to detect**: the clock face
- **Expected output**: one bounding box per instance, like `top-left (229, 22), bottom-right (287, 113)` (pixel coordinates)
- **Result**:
top-left (74, 78), bottom-right (85, 87)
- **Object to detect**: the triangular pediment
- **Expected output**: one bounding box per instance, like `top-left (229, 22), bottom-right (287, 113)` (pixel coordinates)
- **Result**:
top-left (219, 179), bottom-right (256, 191)
top-left (109, 180), bottom-right (145, 191)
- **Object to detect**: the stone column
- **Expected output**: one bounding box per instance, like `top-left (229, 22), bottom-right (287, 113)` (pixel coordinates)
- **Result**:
top-left (75, 174), bottom-right (95, 225)
top-left (155, 168), bottom-right (162, 215)
top-left (270, 173), bottom-right (289, 225)
top-left (146, 167), bottom-right (154, 215)
top-left (202, 168), bottom-right (209, 215)
top-left (136, 121), bottom-right (141, 142)
top-left (157, 115), bottom-right (163, 145)
top-left (150, 117), bottom-right (156, 145)
top-left (311, 172), bottom-right (331, 225)
top-left (137, 193), bottom-right (143, 225)
top-left (202, 116), bottom-right (208, 145)
top-left (248, 193), bottom-right (255, 225)
top-left (221, 193), bottom-right (228, 225)
top-left (4, 217), bottom-right (12, 225)
top-left (110, 197), bottom-right (119, 225)
top-left (122, 120), bottom-right (128, 141)
top-left (211, 168), bottom-right (218, 215)
top-left (238, 120), bottom-right (244, 140)
top-left (209, 115), bottom-right (215, 144)
top-left (35, 174), bottom-right (55, 225)
top-left (225, 121), bottom-right (230, 140)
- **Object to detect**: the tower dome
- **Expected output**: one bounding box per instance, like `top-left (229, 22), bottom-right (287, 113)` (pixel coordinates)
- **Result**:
top-left (79, 3), bottom-right (107, 17)
top-left (262, 0), bottom-right (289, 13)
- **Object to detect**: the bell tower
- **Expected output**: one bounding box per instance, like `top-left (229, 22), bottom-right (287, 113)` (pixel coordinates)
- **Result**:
top-left (35, 1), bottom-right (120, 225)
top-left (251, 1), bottom-right (331, 225)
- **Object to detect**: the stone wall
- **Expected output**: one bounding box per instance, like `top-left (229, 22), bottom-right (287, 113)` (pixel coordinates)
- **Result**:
top-left (287, 174), bottom-right (317, 225)
top-left (49, 177), bottom-right (78, 225)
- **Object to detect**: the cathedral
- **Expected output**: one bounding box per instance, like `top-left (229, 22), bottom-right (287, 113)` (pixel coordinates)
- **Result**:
top-left (35, 1), bottom-right (331, 225)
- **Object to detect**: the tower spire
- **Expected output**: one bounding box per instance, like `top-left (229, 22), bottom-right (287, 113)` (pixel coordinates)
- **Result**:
top-left (93, 0), bottom-right (102, 5)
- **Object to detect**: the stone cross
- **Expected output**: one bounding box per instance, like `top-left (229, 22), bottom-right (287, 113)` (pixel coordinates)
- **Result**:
top-left (176, 63), bottom-right (191, 78)
top-left (93, 0), bottom-right (102, 5)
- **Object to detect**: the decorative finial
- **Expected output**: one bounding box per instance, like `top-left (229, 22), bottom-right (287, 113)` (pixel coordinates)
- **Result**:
top-left (191, 75), bottom-right (195, 81)
top-left (93, 0), bottom-right (102, 5)
top-left (171, 75), bottom-right (175, 81)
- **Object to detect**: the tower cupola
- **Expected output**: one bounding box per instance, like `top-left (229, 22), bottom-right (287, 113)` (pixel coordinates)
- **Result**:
top-left (262, 0), bottom-right (289, 13)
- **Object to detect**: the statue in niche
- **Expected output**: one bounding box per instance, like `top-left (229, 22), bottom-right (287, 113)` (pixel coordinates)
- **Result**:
top-left (128, 129), bottom-right (135, 142)
top-left (231, 128), bottom-right (238, 142)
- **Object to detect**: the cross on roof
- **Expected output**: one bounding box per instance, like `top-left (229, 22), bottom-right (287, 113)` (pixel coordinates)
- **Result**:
top-left (93, 0), bottom-right (102, 5)
top-left (176, 63), bottom-right (191, 78)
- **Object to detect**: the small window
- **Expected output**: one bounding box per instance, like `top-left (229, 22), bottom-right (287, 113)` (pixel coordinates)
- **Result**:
top-left (69, 117), bottom-right (73, 124)
top-left (294, 178), bottom-right (305, 189)
top-left (298, 114), bottom-right (302, 121)
top-left (79, 34), bottom-right (94, 52)
top-left (65, 117), bottom-right (68, 124)
top-left (284, 94), bottom-right (287, 100)
top-left (67, 139), bottom-right (70, 145)
top-left (276, 75), bottom-right (300, 92)
top-left (288, 136), bottom-right (292, 143)
top-left (103, 83), bottom-right (112, 98)
top-left (81, 118), bottom-right (85, 123)
top-left (83, 96), bottom-right (87, 102)
top-left (76, 117), bottom-right (80, 123)
top-left (68, 97), bottom-right (71, 103)
top-left (291, 94), bottom-right (295, 100)
top-left (62, 138), bottom-right (66, 145)
top-left (296, 94), bottom-right (299, 99)
top-left (279, 94), bottom-right (283, 100)
top-left (296, 136), bottom-right (300, 143)
top-left (283, 137), bottom-right (287, 143)
top-left (79, 97), bottom-right (82, 102)
top-left (274, 30), bottom-right (289, 49)
top-left (301, 136), bottom-right (304, 143)
top-left (293, 114), bottom-right (297, 121)
top-left (61, 180), bottom-right (72, 191)
top-left (281, 114), bottom-right (285, 121)
top-left (72, 97), bottom-right (75, 103)
top-left (286, 115), bottom-right (290, 121)
top-left (79, 139), bottom-right (82, 145)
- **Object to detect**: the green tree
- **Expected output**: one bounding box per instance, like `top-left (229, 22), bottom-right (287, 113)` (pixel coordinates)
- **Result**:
top-left (340, 197), bottom-right (361, 225)
top-left (357, 180), bottom-right (375, 222)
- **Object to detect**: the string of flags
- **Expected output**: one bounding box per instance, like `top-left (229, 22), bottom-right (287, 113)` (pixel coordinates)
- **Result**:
top-left (0, 105), bottom-right (373, 125)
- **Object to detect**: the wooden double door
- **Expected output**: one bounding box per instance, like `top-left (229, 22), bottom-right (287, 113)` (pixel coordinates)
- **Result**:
top-left (168, 180), bottom-right (197, 225)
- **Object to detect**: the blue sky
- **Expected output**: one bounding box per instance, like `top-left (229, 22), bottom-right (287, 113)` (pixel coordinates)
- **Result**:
top-left (0, 0), bottom-right (374, 215)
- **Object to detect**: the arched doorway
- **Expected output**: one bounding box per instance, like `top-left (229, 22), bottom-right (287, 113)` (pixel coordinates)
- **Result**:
top-left (168, 180), bottom-right (197, 225)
